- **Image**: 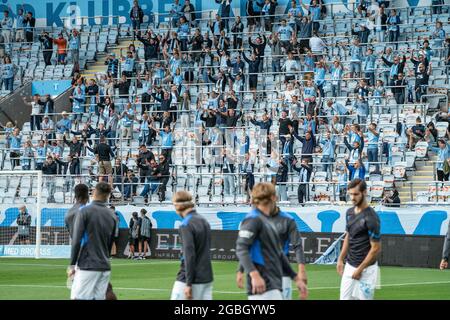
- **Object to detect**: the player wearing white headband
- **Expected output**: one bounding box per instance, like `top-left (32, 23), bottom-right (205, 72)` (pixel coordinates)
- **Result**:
top-left (170, 190), bottom-right (214, 300)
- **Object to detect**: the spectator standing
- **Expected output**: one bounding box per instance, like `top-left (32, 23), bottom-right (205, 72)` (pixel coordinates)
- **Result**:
top-left (293, 158), bottom-right (313, 204)
top-left (130, 0), bottom-right (144, 39)
top-left (120, 103), bottom-right (135, 146)
top-left (367, 123), bottom-right (380, 173)
top-left (170, 0), bottom-right (183, 28)
top-left (53, 33), bottom-right (68, 65)
top-left (67, 28), bottom-right (80, 69)
top-left (105, 53), bottom-right (119, 78)
top-left (2, 55), bottom-right (15, 91)
top-left (23, 11), bottom-right (35, 43)
top-left (231, 17), bottom-right (244, 49)
top-left (1, 10), bottom-right (13, 45)
top-left (88, 135), bottom-right (115, 185)
top-left (128, 212), bottom-right (141, 259)
top-left (8, 127), bottom-right (21, 169)
top-left (156, 153), bottom-right (171, 202)
top-left (39, 31), bottom-right (53, 66)
top-left (387, 9), bottom-right (400, 49)
top-left (182, 0), bottom-right (196, 27)
top-left (373, 5), bottom-right (387, 43)
top-left (15, 8), bottom-right (25, 43)
top-left (42, 155), bottom-right (58, 203)
top-left (138, 209), bottom-right (153, 259)
top-left (432, 139), bottom-right (450, 182)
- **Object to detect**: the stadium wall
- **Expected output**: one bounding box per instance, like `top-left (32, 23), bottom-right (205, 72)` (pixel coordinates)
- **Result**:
top-left (0, 0), bottom-right (432, 27)
top-left (1, 204), bottom-right (448, 235)
top-left (0, 204), bottom-right (448, 267)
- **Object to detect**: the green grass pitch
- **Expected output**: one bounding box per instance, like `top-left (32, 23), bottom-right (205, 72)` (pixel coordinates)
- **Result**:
top-left (0, 258), bottom-right (449, 300)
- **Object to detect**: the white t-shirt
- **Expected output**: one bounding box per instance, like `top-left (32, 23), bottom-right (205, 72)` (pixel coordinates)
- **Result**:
top-left (309, 36), bottom-right (326, 53)
top-left (282, 59), bottom-right (299, 76)
top-left (283, 89), bottom-right (299, 103)
top-left (31, 102), bottom-right (41, 115)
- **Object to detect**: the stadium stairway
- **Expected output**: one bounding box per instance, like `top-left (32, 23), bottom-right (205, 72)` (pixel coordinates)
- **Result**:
top-left (397, 154), bottom-right (437, 203)
top-left (80, 36), bottom-right (135, 79)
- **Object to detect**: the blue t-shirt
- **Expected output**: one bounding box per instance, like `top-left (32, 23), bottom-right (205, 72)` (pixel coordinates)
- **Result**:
top-left (278, 26), bottom-right (293, 41)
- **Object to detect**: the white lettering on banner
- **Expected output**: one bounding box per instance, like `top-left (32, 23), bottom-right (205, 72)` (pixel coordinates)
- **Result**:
top-left (301, 237), bottom-right (313, 255)
top-left (172, 234), bottom-right (182, 251)
top-left (157, 234), bottom-right (170, 250)
top-left (317, 238), bottom-right (331, 254)
top-left (0, 245), bottom-right (71, 257)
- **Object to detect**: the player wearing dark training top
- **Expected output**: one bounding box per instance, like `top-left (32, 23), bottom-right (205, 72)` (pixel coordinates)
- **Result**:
top-left (337, 179), bottom-right (381, 300)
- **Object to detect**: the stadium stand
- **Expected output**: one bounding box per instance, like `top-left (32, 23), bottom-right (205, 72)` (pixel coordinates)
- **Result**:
top-left (0, 0), bottom-right (449, 208)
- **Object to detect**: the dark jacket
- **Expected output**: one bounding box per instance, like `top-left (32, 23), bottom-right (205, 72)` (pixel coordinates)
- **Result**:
top-left (292, 163), bottom-right (313, 183)
top-left (70, 200), bottom-right (117, 271)
top-left (293, 131), bottom-right (316, 158)
top-left (181, 3), bottom-right (196, 22)
top-left (201, 112), bottom-right (217, 127)
top-left (176, 210), bottom-right (213, 285)
top-left (42, 160), bottom-right (57, 175)
top-left (38, 35), bottom-right (53, 51)
top-left (114, 80), bottom-right (131, 97)
top-left (279, 117), bottom-right (293, 136)
top-left (137, 34), bottom-right (159, 60)
top-left (89, 142), bottom-right (115, 161)
top-left (249, 35), bottom-right (267, 58)
top-left (63, 136), bottom-right (83, 157)
top-left (242, 52), bottom-right (262, 75)
top-left (129, 6), bottom-right (144, 23)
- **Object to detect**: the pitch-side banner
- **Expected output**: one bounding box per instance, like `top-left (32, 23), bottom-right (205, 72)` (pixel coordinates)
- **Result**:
top-left (0, 204), bottom-right (448, 236)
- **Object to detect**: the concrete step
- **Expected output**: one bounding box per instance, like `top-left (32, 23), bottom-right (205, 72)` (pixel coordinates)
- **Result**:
top-left (80, 37), bottom-right (133, 78)
top-left (408, 176), bottom-right (435, 181)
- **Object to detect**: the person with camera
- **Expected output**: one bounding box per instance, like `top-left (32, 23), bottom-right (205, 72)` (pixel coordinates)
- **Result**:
top-left (39, 31), bottom-right (54, 66)
top-left (105, 52), bottom-right (119, 79)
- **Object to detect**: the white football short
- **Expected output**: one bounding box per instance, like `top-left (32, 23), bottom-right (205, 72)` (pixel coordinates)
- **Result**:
top-left (248, 289), bottom-right (283, 300)
top-left (282, 276), bottom-right (292, 300)
top-left (170, 280), bottom-right (213, 300)
top-left (70, 269), bottom-right (111, 300)
top-left (340, 262), bottom-right (380, 300)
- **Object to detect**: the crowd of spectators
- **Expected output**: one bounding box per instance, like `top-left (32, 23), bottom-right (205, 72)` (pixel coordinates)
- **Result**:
top-left (0, 0), bottom-right (449, 205)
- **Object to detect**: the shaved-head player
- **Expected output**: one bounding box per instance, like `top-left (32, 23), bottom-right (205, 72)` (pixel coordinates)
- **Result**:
top-left (68, 182), bottom-right (117, 300)
top-left (65, 184), bottom-right (89, 238)
top-left (170, 190), bottom-right (214, 300)
top-left (337, 179), bottom-right (381, 300)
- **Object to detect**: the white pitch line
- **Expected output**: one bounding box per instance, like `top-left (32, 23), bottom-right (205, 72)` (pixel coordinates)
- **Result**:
top-left (0, 261), bottom-right (180, 268)
top-left (1, 280), bottom-right (450, 294)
